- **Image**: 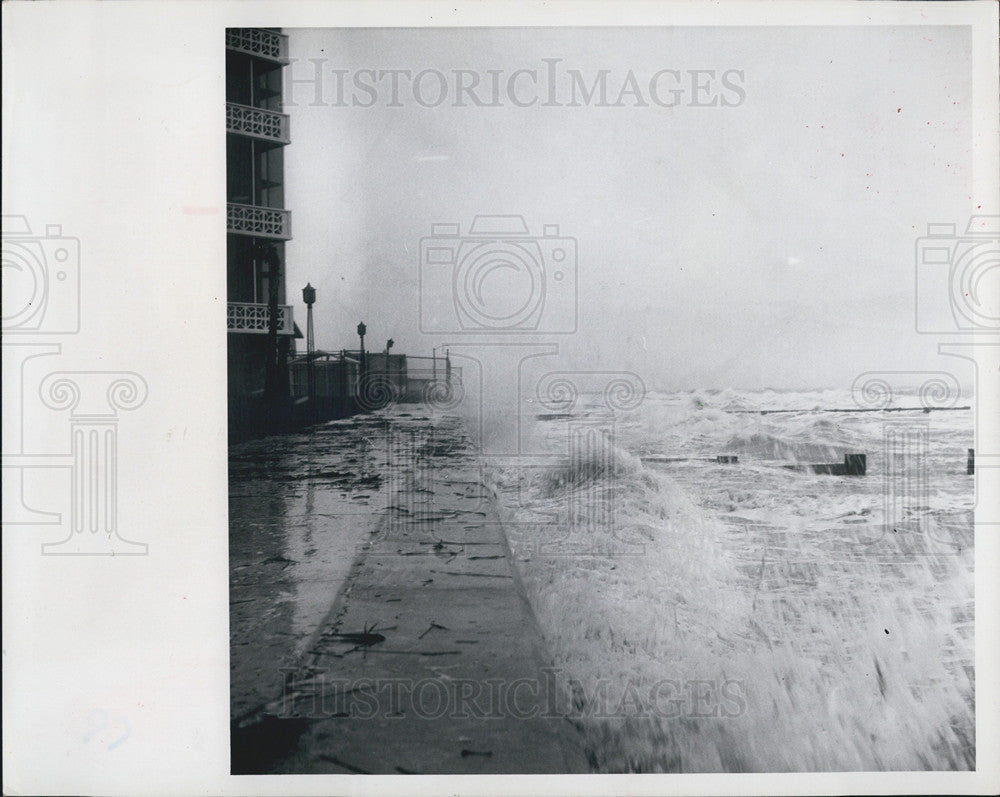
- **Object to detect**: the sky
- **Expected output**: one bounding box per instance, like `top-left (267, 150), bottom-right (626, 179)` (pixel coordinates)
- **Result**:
top-left (282, 26), bottom-right (976, 391)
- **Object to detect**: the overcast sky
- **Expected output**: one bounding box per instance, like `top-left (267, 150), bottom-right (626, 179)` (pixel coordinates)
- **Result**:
top-left (283, 26), bottom-right (974, 391)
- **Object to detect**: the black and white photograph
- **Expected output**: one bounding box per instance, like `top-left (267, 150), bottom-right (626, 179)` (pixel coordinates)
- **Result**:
top-left (225, 20), bottom-right (995, 776)
top-left (3, 2), bottom-right (999, 795)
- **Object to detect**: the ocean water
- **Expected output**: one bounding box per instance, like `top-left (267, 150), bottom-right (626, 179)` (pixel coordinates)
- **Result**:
top-left (483, 388), bottom-right (975, 772)
top-left (230, 388), bottom-right (975, 772)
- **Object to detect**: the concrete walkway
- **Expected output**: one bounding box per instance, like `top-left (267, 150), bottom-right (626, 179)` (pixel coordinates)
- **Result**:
top-left (233, 413), bottom-right (589, 775)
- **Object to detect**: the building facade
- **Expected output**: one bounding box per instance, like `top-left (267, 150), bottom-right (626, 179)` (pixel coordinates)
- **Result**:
top-left (225, 27), bottom-right (296, 440)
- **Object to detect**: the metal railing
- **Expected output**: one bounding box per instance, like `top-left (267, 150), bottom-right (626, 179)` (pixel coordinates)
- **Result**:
top-left (226, 102), bottom-right (290, 145)
top-left (227, 302), bottom-right (294, 335)
top-left (289, 359), bottom-right (358, 400)
top-left (404, 367), bottom-right (463, 384)
top-left (225, 28), bottom-right (289, 64)
top-left (310, 352), bottom-right (462, 384)
top-left (287, 352), bottom-right (463, 401)
top-left (226, 203), bottom-right (292, 240)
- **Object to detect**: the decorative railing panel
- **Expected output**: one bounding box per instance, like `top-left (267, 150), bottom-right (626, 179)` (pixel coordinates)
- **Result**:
top-left (227, 302), bottom-right (294, 335)
top-left (226, 103), bottom-right (290, 145)
top-left (225, 28), bottom-right (289, 64)
top-left (226, 203), bottom-right (291, 240)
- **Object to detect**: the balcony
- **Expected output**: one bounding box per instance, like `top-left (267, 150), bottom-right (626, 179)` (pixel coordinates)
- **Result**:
top-left (226, 103), bottom-right (290, 145)
top-left (228, 302), bottom-right (294, 335)
top-left (227, 203), bottom-right (291, 240)
top-left (225, 28), bottom-right (289, 65)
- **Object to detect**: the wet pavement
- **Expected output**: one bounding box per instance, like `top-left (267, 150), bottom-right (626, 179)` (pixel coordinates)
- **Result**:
top-left (229, 407), bottom-right (589, 774)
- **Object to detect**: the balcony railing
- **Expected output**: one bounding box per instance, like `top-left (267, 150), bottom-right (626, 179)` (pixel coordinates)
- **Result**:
top-left (227, 203), bottom-right (291, 240)
top-left (226, 103), bottom-right (290, 145)
top-left (225, 28), bottom-right (289, 64)
top-left (227, 302), bottom-right (294, 335)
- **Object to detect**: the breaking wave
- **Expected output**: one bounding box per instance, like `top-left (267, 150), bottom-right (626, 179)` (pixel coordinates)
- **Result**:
top-left (483, 388), bottom-right (974, 771)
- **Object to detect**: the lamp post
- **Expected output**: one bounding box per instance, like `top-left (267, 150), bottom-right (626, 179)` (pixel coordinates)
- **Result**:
top-left (302, 283), bottom-right (316, 413)
top-left (357, 321), bottom-right (367, 386)
top-left (385, 338), bottom-right (395, 393)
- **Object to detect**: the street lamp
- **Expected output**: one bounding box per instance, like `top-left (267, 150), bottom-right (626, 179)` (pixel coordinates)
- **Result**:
top-left (357, 321), bottom-right (367, 383)
top-left (302, 284), bottom-right (316, 356)
top-left (302, 283), bottom-right (316, 413)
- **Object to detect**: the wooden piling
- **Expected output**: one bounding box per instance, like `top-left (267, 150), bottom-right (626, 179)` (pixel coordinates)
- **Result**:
top-left (844, 453), bottom-right (867, 476)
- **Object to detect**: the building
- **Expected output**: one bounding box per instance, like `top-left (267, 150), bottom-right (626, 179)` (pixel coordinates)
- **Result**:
top-left (225, 27), bottom-right (297, 441)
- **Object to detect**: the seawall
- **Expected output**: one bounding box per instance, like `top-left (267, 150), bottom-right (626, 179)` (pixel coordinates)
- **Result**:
top-left (230, 408), bottom-right (589, 774)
